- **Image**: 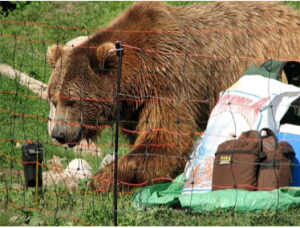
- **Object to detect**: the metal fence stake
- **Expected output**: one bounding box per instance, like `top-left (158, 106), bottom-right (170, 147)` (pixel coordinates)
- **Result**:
top-left (114, 41), bottom-right (124, 227)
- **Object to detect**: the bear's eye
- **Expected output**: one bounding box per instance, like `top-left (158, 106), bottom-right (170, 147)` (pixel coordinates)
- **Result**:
top-left (103, 61), bottom-right (117, 73)
top-left (103, 62), bottom-right (111, 72)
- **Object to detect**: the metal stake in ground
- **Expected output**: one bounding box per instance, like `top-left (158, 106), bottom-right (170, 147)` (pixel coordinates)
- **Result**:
top-left (114, 41), bottom-right (123, 227)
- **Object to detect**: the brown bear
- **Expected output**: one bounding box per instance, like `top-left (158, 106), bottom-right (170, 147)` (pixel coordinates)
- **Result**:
top-left (47, 1), bottom-right (300, 190)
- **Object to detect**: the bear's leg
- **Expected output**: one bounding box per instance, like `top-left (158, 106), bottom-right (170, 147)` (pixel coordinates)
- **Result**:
top-left (91, 101), bottom-right (199, 191)
top-left (91, 132), bottom-right (194, 191)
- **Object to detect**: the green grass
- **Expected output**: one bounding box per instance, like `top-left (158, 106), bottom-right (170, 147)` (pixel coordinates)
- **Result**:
top-left (1, 1), bottom-right (300, 226)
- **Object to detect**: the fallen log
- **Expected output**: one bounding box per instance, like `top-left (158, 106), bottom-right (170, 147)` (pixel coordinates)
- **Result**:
top-left (0, 63), bottom-right (48, 99)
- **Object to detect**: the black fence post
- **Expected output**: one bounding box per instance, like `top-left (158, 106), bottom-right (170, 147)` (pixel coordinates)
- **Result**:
top-left (114, 41), bottom-right (123, 227)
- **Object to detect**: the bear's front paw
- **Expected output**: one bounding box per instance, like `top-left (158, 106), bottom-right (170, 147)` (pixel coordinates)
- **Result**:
top-left (90, 169), bottom-right (114, 192)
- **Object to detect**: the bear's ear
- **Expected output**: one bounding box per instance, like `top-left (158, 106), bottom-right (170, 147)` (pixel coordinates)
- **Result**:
top-left (48, 36), bottom-right (89, 66)
top-left (47, 44), bottom-right (64, 66)
top-left (95, 42), bottom-right (118, 72)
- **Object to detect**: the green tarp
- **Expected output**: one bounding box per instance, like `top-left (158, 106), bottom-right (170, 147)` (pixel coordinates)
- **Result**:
top-left (133, 174), bottom-right (300, 213)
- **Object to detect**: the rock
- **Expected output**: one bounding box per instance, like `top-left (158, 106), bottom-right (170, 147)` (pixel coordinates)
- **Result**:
top-left (73, 139), bottom-right (103, 156)
top-left (63, 158), bottom-right (92, 177)
top-left (99, 153), bottom-right (115, 170)
top-left (46, 155), bottom-right (66, 172)
top-left (42, 170), bottom-right (65, 186)
top-left (43, 158), bottom-right (92, 191)
top-left (63, 159), bottom-right (93, 190)
top-left (9, 215), bottom-right (20, 224)
top-left (15, 142), bottom-right (21, 148)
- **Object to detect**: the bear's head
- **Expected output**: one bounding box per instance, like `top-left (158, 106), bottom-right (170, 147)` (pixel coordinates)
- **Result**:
top-left (47, 37), bottom-right (120, 147)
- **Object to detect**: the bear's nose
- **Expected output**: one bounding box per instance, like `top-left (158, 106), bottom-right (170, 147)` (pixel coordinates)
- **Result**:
top-left (51, 129), bottom-right (66, 144)
top-left (53, 135), bottom-right (66, 144)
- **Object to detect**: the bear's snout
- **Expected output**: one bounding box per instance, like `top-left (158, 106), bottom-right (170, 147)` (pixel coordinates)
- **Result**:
top-left (51, 127), bottom-right (67, 144)
top-left (51, 123), bottom-right (81, 147)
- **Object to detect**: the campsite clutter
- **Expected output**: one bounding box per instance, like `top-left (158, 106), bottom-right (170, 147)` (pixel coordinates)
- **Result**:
top-left (133, 60), bottom-right (300, 212)
top-left (183, 60), bottom-right (300, 194)
top-left (212, 128), bottom-right (295, 191)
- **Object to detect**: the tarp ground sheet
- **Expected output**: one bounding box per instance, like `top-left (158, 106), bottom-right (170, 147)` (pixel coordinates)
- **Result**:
top-left (133, 174), bottom-right (300, 213)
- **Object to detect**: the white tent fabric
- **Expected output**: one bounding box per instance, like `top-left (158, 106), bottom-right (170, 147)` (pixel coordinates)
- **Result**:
top-left (183, 75), bottom-right (300, 194)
